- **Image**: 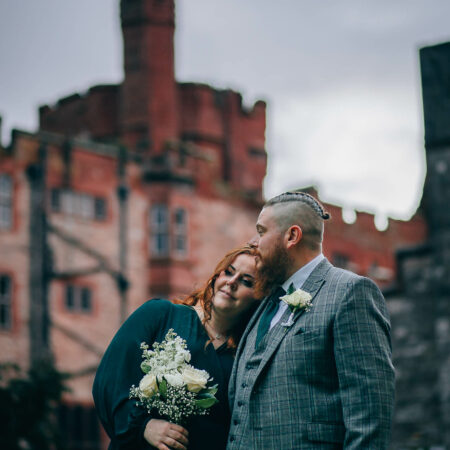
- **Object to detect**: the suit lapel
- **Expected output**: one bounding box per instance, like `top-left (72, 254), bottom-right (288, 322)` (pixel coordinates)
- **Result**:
top-left (300, 257), bottom-right (331, 296)
top-left (256, 258), bottom-right (332, 376)
top-left (231, 259), bottom-right (334, 404)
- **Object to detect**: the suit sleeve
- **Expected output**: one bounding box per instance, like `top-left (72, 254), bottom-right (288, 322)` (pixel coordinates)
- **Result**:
top-left (92, 300), bottom-right (168, 449)
top-left (333, 277), bottom-right (395, 449)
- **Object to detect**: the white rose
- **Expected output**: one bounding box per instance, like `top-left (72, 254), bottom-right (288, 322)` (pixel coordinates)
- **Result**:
top-left (280, 289), bottom-right (312, 309)
top-left (164, 372), bottom-right (185, 388)
top-left (139, 373), bottom-right (157, 398)
top-left (182, 366), bottom-right (209, 393)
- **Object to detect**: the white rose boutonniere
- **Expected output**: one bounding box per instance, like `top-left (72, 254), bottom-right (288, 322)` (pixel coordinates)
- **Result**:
top-left (280, 284), bottom-right (312, 327)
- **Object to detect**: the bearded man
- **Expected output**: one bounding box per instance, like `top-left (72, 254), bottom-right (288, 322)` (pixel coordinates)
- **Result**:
top-left (227, 191), bottom-right (395, 449)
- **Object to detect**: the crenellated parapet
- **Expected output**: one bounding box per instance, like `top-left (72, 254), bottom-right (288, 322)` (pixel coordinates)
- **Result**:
top-left (39, 85), bottom-right (120, 143)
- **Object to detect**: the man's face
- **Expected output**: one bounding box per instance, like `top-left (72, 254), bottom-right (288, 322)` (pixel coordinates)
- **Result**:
top-left (250, 206), bottom-right (292, 295)
top-left (250, 207), bottom-right (282, 267)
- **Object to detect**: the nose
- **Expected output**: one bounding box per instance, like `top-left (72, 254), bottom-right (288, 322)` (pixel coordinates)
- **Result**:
top-left (248, 234), bottom-right (259, 248)
top-left (226, 273), bottom-right (239, 289)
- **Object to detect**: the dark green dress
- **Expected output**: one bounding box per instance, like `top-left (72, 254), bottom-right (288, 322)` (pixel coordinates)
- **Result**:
top-left (92, 299), bottom-right (234, 449)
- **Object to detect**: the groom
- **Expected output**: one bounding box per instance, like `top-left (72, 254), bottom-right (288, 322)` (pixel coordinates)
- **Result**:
top-left (228, 192), bottom-right (395, 449)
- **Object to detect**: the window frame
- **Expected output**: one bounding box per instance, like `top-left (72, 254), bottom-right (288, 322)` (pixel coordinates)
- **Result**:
top-left (0, 274), bottom-right (12, 330)
top-left (173, 207), bottom-right (188, 257)
top-left (0, 173), bottom-right (13, 230)
top-left (150, 205), bottom-right (170, 258)
top-left (64, 284), bottom-right (93, 314)
top-left (50, 188), bottom-right (107, 222)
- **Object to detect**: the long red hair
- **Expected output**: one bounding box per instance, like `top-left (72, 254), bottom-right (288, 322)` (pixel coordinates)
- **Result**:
top-left (177, 246), bottom-right (260, 349)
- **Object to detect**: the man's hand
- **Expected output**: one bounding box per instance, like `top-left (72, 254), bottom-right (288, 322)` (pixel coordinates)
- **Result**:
top-left (144, 419), bottom-right (189, 450)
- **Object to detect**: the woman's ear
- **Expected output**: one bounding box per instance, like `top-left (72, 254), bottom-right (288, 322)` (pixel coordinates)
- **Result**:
top-left (285, 225), bottom-right (302, 249)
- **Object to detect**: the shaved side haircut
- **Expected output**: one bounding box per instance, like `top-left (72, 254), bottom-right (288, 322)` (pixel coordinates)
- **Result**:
top-left (264, 191), bottom-right (330, 250)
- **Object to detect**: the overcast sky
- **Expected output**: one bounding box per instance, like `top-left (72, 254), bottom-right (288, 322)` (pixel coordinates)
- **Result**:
top-left (1, 1), bottom-right (450, 224)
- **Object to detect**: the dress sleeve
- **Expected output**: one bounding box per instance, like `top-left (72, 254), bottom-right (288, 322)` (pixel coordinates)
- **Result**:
top-left (333, 277), bottom-right (395, 449)
top-left (93, 300), bottom-right (168, 449)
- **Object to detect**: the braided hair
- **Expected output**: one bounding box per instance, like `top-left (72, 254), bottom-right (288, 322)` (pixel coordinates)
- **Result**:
top-left (265, 191), bottom-right (330, 220)
top-left (264, 191), bottom-right (330, 250)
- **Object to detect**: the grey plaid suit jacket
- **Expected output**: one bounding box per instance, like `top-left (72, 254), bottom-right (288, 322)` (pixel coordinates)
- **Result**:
top-left (228, 258), bottom-right (395, 449)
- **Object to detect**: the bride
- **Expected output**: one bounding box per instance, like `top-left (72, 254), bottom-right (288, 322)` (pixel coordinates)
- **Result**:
top-left (93, 246), bottom-right (261, 449)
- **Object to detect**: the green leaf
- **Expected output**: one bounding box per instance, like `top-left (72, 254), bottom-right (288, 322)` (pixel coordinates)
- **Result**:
top-left (287, 283), bottom-right (296, 294)
top-left (158, 379), bottom-right (167, 398)
top-left (140, 361), bottom-right (151, 374)
top-left (195, 397), bottom-right (218, 409)
top-left (197, 392), bottom-right (215, 400)
top-left (204, 386), bottom-right (218, 396)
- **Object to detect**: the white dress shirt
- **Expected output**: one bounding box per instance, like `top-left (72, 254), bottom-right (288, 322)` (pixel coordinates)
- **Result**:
top-left (269, 253), bottom-right (325, 329)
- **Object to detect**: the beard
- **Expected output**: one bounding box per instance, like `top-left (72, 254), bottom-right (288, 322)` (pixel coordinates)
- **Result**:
top-left (254, 241), bottom-right (292, 298)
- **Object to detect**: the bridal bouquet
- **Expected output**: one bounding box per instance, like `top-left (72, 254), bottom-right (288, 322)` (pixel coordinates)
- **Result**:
top-left (129, 329), bottom-right (218, 425)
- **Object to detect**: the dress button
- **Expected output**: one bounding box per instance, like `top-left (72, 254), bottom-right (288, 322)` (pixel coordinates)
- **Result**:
top-left (233, 419), bottom-right (240, 425)
top-left (237, 401), bottom-right (243, 407)
top-left (241, 382), bottom-right (247, 388)
top-left (229, 436), bottom-right (235, 442)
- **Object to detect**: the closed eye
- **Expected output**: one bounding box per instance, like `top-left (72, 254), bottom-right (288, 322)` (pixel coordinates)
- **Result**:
top-left (241, 278), bottom-right (254, 288)
top-left (224, 265), bottom-right (254, 288)
top-left (256, 225), bottom-right (265, 236)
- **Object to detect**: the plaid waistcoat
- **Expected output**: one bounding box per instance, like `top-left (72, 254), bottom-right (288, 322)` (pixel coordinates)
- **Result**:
top-left (227, 305), bottom-right (292, 450)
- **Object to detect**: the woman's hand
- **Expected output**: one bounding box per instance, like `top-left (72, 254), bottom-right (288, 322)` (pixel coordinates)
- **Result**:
top-left (144, 419), bottom-right (189, 450)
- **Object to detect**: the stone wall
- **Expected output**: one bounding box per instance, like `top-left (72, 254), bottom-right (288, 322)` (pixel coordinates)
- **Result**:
top-left (385, 40), bottom-right (450, 449)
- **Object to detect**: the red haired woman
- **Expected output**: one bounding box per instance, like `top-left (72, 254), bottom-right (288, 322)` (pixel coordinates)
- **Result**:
top-left (93, 246), bottom-right (261, 450)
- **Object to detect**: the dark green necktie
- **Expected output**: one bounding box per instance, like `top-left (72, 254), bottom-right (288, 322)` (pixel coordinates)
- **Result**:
top-left (255, 286), bottom-right (285, 347)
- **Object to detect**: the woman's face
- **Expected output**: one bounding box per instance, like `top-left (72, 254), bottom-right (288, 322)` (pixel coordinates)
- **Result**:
top-left (212, 253), bottom-right (259, 320)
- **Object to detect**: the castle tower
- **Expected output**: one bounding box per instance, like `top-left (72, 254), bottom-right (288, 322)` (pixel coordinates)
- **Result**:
top-left (120, 0), bottom-right (177, 153)
top-left (420, 42), bottom-right (450, 241)
top-left (386, 42), bottom-right (450, 448)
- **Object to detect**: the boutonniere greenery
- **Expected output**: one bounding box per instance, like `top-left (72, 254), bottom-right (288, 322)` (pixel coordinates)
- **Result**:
top-left (280, 283), bottom-right (312, 327)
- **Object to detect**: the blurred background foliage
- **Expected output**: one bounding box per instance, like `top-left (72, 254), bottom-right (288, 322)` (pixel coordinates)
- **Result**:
top-left (0, 362), bottom-right (67, 450)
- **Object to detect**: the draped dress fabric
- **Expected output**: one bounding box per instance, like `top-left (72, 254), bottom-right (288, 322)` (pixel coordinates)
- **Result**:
top-left (93, 299), bottom-right (234, 450)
